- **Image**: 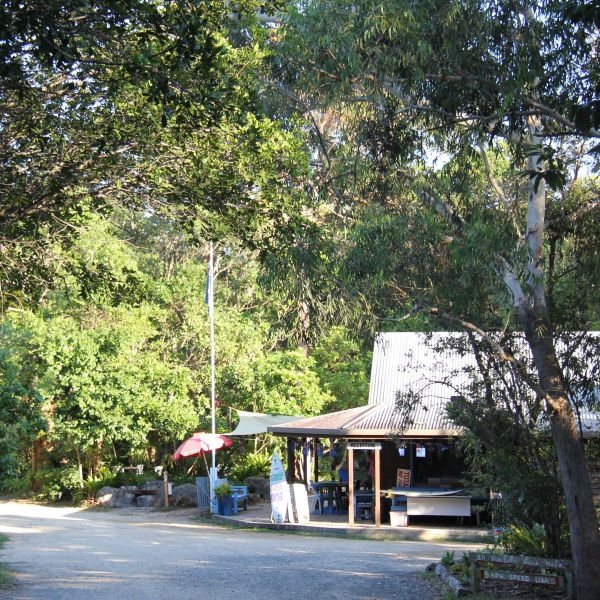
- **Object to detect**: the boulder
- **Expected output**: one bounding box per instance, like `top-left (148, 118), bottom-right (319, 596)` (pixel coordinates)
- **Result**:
top-left (136, 494), bottom-right (156, 508)
top-left (96, 486), bottom-right (120, 506)
top-left (171, 484), bottom-right (197, 507)
top-left (248, 492), bottom-right (261, 505)
top-left (154, 484), bottom-right (166, 506)
top-left (96, 485), bottom-right (136, 508)
top-left (245, 476), bottom-right (270, 499)
top-left (141, 480), bottom-right (162, 490)
top-left (115, 486), bottom-right (137, 507)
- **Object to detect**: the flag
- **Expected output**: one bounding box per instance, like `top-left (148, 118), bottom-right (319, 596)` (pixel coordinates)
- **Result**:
top-left (205, 259), bottom-right (213, 318)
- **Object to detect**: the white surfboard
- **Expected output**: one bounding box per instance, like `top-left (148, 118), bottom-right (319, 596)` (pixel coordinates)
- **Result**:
top-left (270, 452), bottom-right (291, 524)
top-left (291, 483), bottom-right (310, 523)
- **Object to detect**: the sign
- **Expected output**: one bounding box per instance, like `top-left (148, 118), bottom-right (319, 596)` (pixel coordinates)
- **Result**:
top-left (270, 452), bottom-right (291, 524)
top-left (471, 553), bottom-right (572, 571)
top-left (290, 484), bottom-right (310, 523)
top-left (469, 552), bottom-right (571, 595)
top-left (347, 442), bottom-right (382, 450)
top-left (396, 469), bottom-right (411, 487)
top-left (480, 570), bottom-right (563, 587)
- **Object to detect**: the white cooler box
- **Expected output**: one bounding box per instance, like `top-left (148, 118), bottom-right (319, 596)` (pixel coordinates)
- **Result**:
top-left (390, 510), bottom-right (408, 527)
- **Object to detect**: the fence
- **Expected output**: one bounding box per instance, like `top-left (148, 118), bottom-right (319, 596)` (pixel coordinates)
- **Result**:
top-left (196, 477), bottom-right (211, 510)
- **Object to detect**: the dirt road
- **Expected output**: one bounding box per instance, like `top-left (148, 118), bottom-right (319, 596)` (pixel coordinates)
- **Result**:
top-left (0, 501), bottom-right (482, 600)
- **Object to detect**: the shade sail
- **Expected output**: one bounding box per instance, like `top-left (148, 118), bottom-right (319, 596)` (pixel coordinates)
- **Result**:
top-left (225, 409), bottom-right (307, 436)
top-left (172, 433), bottom-right (233, 460)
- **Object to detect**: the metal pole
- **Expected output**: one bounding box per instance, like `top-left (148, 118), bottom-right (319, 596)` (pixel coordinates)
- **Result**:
top-left (209, 242), bottom-right (216, 513)
top-left (210, 241), bottom-right (216, 469)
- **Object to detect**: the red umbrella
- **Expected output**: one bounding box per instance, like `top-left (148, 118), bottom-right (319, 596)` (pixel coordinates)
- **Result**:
top-left (172, 432), bottom-right (233, 460)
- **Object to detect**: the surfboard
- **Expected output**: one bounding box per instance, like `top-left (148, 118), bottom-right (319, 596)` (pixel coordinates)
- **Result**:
top-left (270, 452), bottom-right (291, 524)
top-left (291, 483), bottom-right (310, 523)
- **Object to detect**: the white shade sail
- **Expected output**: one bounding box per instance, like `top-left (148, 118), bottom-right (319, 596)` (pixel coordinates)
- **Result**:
top-left (225, 409), bottom-right (306, 436)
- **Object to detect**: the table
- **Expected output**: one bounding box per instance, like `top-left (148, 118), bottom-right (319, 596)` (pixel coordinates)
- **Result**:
top-left (312, 481), bottom-right (348, 515)
top-left (388, 488), bottom-right (472, 523)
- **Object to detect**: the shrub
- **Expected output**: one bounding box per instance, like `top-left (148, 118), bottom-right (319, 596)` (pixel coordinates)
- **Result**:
top-left (214, 483), bottom-right (232, 496)
top-left (228, 453), bottom-right (270, 481)
top-left (34, 466), bottom-right (82, 502)
top-left (495, 522), bottom-right (551, 557)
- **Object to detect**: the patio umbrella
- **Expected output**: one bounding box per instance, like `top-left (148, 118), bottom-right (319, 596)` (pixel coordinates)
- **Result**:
top-left (172, 432), bottom-right (233, 461)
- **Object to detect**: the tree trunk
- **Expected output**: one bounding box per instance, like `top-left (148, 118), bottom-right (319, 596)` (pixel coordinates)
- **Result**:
top-left (521, 323), bottom-right (600, 599)
top-left (514, 117), bottom-right (600, 598)
top-left (75, 447), bottom-right (84, 487)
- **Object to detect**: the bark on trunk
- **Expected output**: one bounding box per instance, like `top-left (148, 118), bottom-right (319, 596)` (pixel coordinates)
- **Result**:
top-left (520, 322), bottom-right (600, 600)
top-left (514, 117), bottom-right (600, 598)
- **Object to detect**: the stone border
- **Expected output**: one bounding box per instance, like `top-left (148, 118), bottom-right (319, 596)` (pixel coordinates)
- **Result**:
top-left (425, 562), bottom-right (469, 597)
top-left (212, 514), bottom-right (493, 542)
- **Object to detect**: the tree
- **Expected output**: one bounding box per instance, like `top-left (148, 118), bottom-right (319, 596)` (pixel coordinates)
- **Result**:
top-left (0, 0), bottom-right (307, 307)
top-left (271, 1), bottom-right (600, 593)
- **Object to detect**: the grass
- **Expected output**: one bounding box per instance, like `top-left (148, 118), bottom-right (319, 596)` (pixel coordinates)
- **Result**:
top-left (0, 534), bottom-right (15, 587)
top-left (80, 504), bottom-right (114, 512)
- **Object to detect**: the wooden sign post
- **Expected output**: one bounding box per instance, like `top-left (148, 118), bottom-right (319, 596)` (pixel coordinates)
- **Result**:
top-left (163, 470), bottom-right (169, 508)
top-left (469, 552), bottom-right (573, 599)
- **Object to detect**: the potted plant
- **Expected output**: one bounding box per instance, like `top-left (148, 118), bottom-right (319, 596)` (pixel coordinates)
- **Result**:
top-left (214, 483), bottom-right (234, 516)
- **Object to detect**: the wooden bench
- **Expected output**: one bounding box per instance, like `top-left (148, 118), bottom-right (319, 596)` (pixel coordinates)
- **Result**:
top-left (127, 489), bottom-right (157, 497)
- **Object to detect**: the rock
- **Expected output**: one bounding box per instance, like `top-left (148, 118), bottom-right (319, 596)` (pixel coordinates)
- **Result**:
top-left (245, 476), bottom-right (270, 499)
top-left (141, 480), bottom-right (162, 490)
top-left (248, 492), bottom-right (261, 505)
top-left (434, 563), bottom-right (469, 597)
top-left (136, 494), bottom-right (156, 508)
top-left (115, 486), bottom-right (137, 507)
top-left (95, 486), bottom-right (136, 508)
top-left (96, 486), bottom-right (120, 506)
top-left (425, 563), bottom-right (437, 573)
top-left (154, 484), bottom-right (166, 506)
top-left (171, 484), bottom-right (197, 507)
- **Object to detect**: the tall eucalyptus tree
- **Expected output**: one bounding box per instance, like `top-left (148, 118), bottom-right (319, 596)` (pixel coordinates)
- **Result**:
top-left (271, 1), bottom-right (600, 593)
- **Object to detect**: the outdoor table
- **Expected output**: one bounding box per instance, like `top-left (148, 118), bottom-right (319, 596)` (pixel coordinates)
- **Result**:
top-left (312, 481), bottom-right (348, 515)
top-left (386, 487), bottom-right (473, 523)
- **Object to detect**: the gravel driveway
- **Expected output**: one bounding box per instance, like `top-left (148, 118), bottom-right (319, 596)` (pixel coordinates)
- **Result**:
top-left (0, 501), bottom-right (483, 600)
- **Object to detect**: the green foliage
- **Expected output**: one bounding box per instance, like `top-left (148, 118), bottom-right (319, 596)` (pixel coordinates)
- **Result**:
top-left (73, 467), bottom-right (120, 502)
top-left (214, 483), bottom-right (233, 496)
top-left (0, 343), bottom-right (46, 481)
top-left (0, 532), bottom-right (12, 587)
top-left (312, 327), bottom-right (371, 411)
top-left (221, 348), bottom-right (333, 417)
top-left (445, 552), bottom-right (471, 583)
top-left (229, 453), bottom-right (271, 481)
top-left (33, 466), bottom-right (82, 502)
top-left (495, 523), bottom-right (552, 558)
top-left (441, 551), bottom-right (455, 568)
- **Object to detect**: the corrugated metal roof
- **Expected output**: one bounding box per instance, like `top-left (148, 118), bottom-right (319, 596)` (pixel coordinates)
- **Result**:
top-left (268, 331), bottom-right (600, 438)
top-left (268, 405), bottom-right (384, 437)
top-left (368, 332), bottom-right (475, 406)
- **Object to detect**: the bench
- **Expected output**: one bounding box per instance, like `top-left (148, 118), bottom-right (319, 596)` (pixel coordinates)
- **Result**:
top-left (213, 479), bottom-right (248, 515)
top-left (230, 485), bottom-right (248, 514)
top-left (127, 489), bottom-right (157, 497)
